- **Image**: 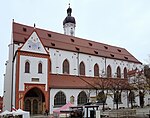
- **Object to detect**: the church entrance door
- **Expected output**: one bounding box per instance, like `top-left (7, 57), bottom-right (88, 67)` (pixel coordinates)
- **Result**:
top-left (24, 88), bottom-right (45, 115)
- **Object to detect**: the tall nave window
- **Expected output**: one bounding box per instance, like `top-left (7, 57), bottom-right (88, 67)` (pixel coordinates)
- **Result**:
top-left (124, 67), bottom-right (127, 78)
top-left (117, 66), bottom-right (121, 78)
top-left (63, 59), bottom-right (69, 74)
top-left (25, 61), bottom-right (30, 73)
top-left (79, 62), bottom-right (85, 76)
top-left (107, 65), bottom-right (112, 78)
top-left (94, 63), bottom-right (99, 77)
top-left (38, 62), bottom-right (42, 73)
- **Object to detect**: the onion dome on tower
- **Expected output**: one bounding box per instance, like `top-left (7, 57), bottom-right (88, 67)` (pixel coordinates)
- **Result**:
top-left (63, 4), bottom-right (76, 36)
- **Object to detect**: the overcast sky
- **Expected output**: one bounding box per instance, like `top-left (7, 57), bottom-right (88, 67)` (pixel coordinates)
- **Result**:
top-left (1, 0), bottom-right (150, 96)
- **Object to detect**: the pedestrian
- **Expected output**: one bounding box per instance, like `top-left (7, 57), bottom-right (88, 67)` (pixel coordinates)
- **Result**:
top-left (45, 109), bottom-right (49, 116)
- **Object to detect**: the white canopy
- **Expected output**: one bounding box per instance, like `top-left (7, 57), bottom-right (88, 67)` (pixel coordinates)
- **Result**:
top-left (13, 109), bottom-right (30, 118)
top-left (0, 110), bottom-right (12, 116)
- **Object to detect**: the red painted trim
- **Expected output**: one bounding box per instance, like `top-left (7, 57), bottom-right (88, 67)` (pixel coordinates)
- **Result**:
top-left (15, 50), bottom-right (20, 109)
top-left (15, 48), bottom-right (51, 110)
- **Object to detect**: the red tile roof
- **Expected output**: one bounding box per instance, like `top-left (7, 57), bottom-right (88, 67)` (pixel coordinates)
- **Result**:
top-left (50, 74), bottom-right (130, 89)
top-left (13, 22), bottom-right (141, 63)
top-left (128, 69), bottom-right (143, 76)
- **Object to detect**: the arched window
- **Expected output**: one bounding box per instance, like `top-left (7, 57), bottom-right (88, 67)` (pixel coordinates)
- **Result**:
top-left (25, 61), bottom-right (30, 73)
top-left (97, 91), bottom-right (106, 104)
top-left (77, 91), bottom-right (87, 105)
top-left (24, 99), bottom-right (31, 112)
top-left (63, 59), bottom-right (69, 74)
top-left (107, 65), bottom-right (111, 78)
top-left (128, 91), bottom-right (135, 103)
top-left (38, 62), bottom-right (42, 73)
top-left (94, 63), bottom-right (99, 77)
top-left (117, 66), bottom-right (121, 78)
top-left (124, 67), bottom-right (127, 78)
top-left (54, 91), bottom-right (66, 107)
top-left (80, 62), bottom-right (85, 76)
top-left (70, 96), bottom-right (75, 104)
top-left (114, 91), bottom-right (121, 103)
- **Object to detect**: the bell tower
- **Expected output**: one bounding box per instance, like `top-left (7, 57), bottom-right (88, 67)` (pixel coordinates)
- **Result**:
top-left (63, 4), bottom-right (76, 36)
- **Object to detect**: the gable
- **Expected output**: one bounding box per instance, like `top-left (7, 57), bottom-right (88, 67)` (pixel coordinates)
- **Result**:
top-left (20, 31), bottom-right (47, 54)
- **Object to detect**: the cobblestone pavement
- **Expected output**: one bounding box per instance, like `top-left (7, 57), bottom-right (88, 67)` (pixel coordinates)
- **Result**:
top-left (30, 107), bottom-right (150, 118)
top-left (102, 107), bottom-right (150, 118)
top-left (30, 114), bottom-right (53, 118)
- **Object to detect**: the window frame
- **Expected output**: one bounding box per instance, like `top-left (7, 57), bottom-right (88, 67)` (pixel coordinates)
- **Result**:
top-left (79, 61), bottom-right (85, 76)
top-left (54, 91), bottom-right (66, 108)
top-left (25, 61), bottom-right (30, 73)
top-left (63, 59), bottom-right (70, 74)
top-left (117, 66), bottom-right (121, 78)
top-left (38, 62), bottom-right (42, 74)
top-left (77, 91), bottom-right (87, 105)
top-left (94, 63), bottom-right (99, 77)
top-left (107, 65), bottom-right (112, 78)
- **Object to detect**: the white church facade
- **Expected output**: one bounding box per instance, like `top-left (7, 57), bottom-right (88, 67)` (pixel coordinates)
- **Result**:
top-left (3, 6), bottom-right (146, 114)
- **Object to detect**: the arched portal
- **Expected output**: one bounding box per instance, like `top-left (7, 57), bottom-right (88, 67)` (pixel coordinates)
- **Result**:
top-left (24, 88), bottom-right (45, 115)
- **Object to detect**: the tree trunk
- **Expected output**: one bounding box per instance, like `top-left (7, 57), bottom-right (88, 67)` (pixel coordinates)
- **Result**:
top-left (102, 102), bottom-right (105, 111)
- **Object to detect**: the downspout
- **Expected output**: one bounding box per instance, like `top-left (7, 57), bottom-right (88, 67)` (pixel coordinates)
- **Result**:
top-left (11, 42), bottom-right (14, 111)
top-left (77, 51), bottom-right (79, 76)
top-left (105, 57), bottom-right (107, 77)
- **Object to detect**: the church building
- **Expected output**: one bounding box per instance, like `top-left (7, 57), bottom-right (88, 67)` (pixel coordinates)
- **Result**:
top-left (3, 5), bottom-right (143, 114)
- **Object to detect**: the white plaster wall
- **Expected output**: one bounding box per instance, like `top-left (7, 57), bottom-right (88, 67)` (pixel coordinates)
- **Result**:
top-left (19, 56), bottom-right (48, 91)
top-left (50, 89), bottom-right (86, 106)
top-left (128, 62), bottom-right (142, 71)
top-left (3, 59), bottom-right (12, 111)
top-left (113, 60), bottom-right (129, 78)
top-left (49, 48), bottom-right (142, 78)
top-left (3, 43), bottom-right (15, 111)
top-left (49, 89), bottom-right (130, 114)
top-left (49, 49), bottom-right (78, 75)
top-left (49, 89), bottom-right (90, 113)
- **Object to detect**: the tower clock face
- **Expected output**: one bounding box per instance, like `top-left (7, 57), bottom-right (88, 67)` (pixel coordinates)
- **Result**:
top-left (28, 37), bottom-right (41, 50)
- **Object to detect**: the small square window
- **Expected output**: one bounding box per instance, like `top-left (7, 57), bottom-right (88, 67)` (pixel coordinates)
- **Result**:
top-left (89, 42), bottom-right (92, 46)
top-left (94, 50), bottom-right (98, 54)
top-left (23, 27), bottom-right (27, 32)
top-left (110, 54), bottom-right (114, 57)
top-left (104, 46), bottom-right (108, 49)
top-left (51, 43), bottom-right (55, 46)
top-left (48, 33), bottom-right (51, 37)
top-left (124, 56), bottom-right (128, 60)
top-left (24, 38), bottom-right (27, 42)
top-left (117, 49), bottom-right (121, 52)
top-left (75, 47), bottom-right (80, 51)
top-left (71, 39), bottom-right (74, 42)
